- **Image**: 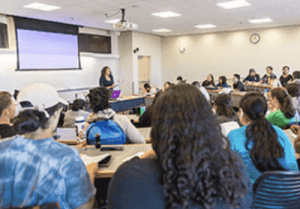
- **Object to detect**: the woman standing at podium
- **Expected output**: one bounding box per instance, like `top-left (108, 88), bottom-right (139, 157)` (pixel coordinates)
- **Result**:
top-left (99, 66), bottom-right (115, 90)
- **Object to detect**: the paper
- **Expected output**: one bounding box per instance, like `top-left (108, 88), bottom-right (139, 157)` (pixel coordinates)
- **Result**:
top-left (123, 151), bottom-right (145, 163)
top-left (57, 128), bottom-right (77, 141)
top-left (220, 121), bottom-right (240, 136)
top-left (81, 153), bottom-right (110, 165)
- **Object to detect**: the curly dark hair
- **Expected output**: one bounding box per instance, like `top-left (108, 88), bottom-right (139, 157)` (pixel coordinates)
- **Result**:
top-left (101, 66), bottom-right (112, 77)
top-left (151, 84), bottom-right (246, 209)
top-left (88, 87), bottom-right (111, 113)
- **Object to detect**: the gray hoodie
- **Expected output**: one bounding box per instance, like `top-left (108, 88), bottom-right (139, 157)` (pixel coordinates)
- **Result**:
top-left (87, 109), bottom-right (146, 144)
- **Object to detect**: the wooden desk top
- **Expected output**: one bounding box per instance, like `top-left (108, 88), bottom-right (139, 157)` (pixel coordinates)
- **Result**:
top-left (78, 144), bottom-right (152, 178)
top-left (206, 89), bottom-right (220, 93)
top-left (244, 83), bottom-right (271, 89)
top-left (231, 92), bottom-right (246, 96)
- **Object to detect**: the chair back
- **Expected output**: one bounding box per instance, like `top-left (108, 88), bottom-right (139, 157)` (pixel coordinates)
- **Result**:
top-left (253, 171), bottom-right (300, 208)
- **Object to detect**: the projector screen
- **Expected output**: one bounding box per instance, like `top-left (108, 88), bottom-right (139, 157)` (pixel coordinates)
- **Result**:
top-left (16, 29), bottom-right (80, 70)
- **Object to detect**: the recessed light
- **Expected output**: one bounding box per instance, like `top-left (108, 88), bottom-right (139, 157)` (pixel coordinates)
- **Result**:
top-left (152, 29), bottom-right (172, 32)
top-left (151, 11), bottom-right (181, 18)
top-left (195, 24), bottom-right (217, 29)
top-left (104, 19), bottom-right (121, 24)
top-left (249, 18), bottom-right (273, 24)
top-left (216, 0), bottom-right (251, 9)
top-left (23, 2), bottom-right (61, 11)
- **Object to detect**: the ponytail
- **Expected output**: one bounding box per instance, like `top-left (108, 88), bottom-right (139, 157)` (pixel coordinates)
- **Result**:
top-left (271, 87), bottom-right (295, 119)
top-left (245, 115), bottom-right (285, 172)
top-left (281, 95), bottom-right (295, 119)
top-left (240, 92), bottom-right (285, 172)
top-left (12, 103), bottom-right (62, 135)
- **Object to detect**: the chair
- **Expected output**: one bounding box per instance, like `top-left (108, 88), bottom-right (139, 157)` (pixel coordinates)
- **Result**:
top-left (253, 171), bottom-right (300, 209)
top-left (9, 202), bottom-right (60, 209)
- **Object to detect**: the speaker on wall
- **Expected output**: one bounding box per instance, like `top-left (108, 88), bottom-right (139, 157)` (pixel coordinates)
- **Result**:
top-left (0, 23), bottom-right (8, 48)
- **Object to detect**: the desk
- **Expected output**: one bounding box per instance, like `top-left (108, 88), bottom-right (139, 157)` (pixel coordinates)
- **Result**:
top-left (109, 96), bottom-right (145, 112)
top-left (78, 144), bottom-right (152, 178)
top-left (244, 83), bottom-right (271, 93)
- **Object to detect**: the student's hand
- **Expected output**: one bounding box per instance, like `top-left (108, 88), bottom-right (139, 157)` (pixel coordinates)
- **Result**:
top-left (244, 81), bottom-right (249, 84)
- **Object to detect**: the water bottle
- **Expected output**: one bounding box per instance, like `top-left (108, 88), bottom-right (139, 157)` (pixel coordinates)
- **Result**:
top-left (140, 105), bottom-right (146, 115)
top-left (75, 116), bottom-right (85, 137)
top-left (95, 134), bottom-right (101, 149)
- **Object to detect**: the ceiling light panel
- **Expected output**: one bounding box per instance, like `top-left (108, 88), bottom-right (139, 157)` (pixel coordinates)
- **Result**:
top-left (152, 29), bottom-right (172, 32)
top-left (249, 18), bottom-right (273, 24)
top-left (216, 0), bottom-right (251, 9)
top-left (195, 24), bottom-right (217, 29)
top-left (151, 11), bottom-right (181, 18)
top-left (23, 2), bottom-right (61, 11)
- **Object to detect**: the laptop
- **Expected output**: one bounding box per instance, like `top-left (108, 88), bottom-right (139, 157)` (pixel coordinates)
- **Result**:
top-left (111, 90), bottom-right (121, 99)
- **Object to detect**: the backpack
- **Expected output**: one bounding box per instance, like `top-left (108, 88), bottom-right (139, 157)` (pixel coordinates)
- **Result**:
top-left (86, 117), bottom-right (126, 145)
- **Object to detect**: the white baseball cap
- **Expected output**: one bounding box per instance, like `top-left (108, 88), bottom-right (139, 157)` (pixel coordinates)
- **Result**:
top-left (17, 83), bottom-right (68, 110)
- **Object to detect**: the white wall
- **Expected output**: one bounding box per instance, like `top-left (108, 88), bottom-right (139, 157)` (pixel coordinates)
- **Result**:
top-left (118, 31), bottom-right (133, 95)
top-left (0, 14), bottom-right (119, 95)
top-left (132, 32), bottom-right (162, 90)
top-left (118, 31), bottom-right (162, 95)
top-left (162, 25), bottom-right (300, 84)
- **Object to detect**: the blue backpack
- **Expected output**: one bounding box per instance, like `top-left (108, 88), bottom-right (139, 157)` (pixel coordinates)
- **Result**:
top-left (86, 118), bottom-right (126, 145)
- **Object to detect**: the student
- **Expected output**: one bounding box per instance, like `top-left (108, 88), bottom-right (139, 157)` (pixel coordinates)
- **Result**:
top-left (0, 92), bottom-right (16, 139)
top-left (191, 81), bottom-right (210, 102)
top-left (267, 87), bottom-right (296, 128)
top-left (228, 92), bottom-right (298, 184)
top-left (286, 83), bottom-right (300, 115)
top-left (216, 76), bottom-right (229, 88)
top-left (291, 125), bottom-right (300, 168)
top-left (233, 74), bottom-right (245, 91)
top-left (176, 76), bottom-right (183, 84)
top-left (143, 83), bottom-right (157, 95)
top-left (63, 99), bottom-right (90, 128)
top-left (292, 71), bottom-right (300, 84)
top-left (85, 87), bottom-right (145, 144)
top-left (99, 66), bottom-right (115, 90)
top-left (280, 66), bottom-right (293, 87)
top-left (107, 84), bottom-right (253, 209)
top-left (202, 74), bottom-right (215, 87)
top-left (243, 68), bottom-right (260, 83)
top-left (138, 81), bottom-right (175, 127)
top-left (0, 83), bottom-right (95, 209)
top-left (261, 66), bottom-right (277, 84)
top-left (213, 93), bottom-right (239, 123)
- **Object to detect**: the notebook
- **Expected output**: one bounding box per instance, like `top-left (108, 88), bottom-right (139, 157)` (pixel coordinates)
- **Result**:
top-left (111, 90), bottom-right (121, 99)
top-left (56, 128), bottom-right (77, 141)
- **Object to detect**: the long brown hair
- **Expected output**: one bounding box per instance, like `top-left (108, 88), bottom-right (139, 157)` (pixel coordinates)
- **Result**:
top-left (270, 87), bottom-right (295, 119)
top-left (151, 84), bottom-right (246, 209)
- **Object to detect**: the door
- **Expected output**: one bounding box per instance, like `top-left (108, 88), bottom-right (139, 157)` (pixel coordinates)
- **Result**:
top-left (138, 56), bottom-right (150, 94)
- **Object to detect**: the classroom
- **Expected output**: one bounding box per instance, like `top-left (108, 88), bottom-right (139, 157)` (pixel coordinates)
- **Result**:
top-left (1, 0), bottom-right (300, 209)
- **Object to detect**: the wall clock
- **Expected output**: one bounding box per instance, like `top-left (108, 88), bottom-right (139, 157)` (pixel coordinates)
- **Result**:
top-left (250, 33), bottom-right (260, 44)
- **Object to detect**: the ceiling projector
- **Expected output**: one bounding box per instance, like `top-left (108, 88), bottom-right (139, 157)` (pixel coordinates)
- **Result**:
top-left (113, 21), bottom-right (138, 30)
top-left (111, 8), bottom-right (138, 31)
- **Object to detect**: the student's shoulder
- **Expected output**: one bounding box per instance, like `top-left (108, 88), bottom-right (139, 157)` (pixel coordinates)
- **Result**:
top-left (115, 157), bottom-right (159, 178)
top-left (228, 126), bottom-right (246, 139)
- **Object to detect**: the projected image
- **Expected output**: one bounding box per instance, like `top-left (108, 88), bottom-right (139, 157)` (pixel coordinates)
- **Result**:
top-left (17, 29), bottom-right (80, 69)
